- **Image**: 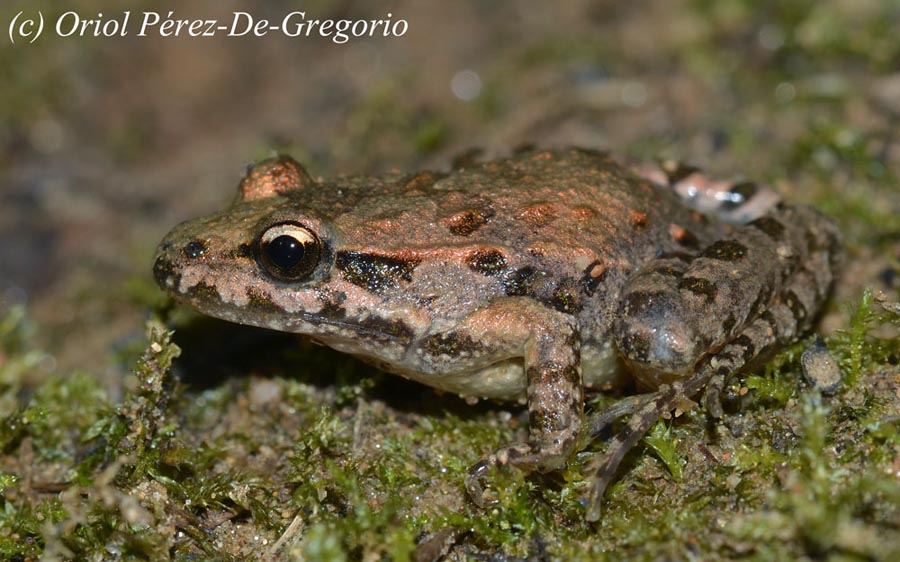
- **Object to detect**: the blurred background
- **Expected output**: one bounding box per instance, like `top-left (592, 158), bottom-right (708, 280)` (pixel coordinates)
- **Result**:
top-left (2, 0), bottom-right (898, 403)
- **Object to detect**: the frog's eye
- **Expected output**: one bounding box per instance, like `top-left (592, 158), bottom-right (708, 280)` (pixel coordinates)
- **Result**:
top-left (257, 222), bottom-right (322, 281)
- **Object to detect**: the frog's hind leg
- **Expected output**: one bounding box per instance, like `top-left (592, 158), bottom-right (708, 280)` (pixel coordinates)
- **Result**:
top-left (586, 275), bottom-right (828, 521)
top-left (585, 204), bottom-right (841, 521)
top-left (584, 338), bottom-right (732, 521)
top-left (614, 204), bottom-right (839, 390)
top-left (635, 162), bottom-right (780, 225)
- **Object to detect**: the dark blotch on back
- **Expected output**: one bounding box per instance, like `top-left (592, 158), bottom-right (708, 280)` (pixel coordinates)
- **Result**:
top-left (446, 207), bottom-right (495, 236)
top-left (503, 266), bottom-right (536, 296)
top-left (678, 276), bottom-right (718, 303)
top-left (550, 280), bottom-right (581, 314)
top-left (422, 331), bottom-right (483, 357)
top-left (700, 240), bottom-right (747, 262)
top-left (467, 249), bottom-right (507, 276)
top-left (336, 251), bottom-right (420, 294)
top-left (621, 290), bottom-right (668, 316)
top-left (749, 216), bottom-right (786, 241)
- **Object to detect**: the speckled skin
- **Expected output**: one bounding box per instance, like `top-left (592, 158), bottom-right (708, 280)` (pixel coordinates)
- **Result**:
top-left (153, 148), bottom-right (841, 519)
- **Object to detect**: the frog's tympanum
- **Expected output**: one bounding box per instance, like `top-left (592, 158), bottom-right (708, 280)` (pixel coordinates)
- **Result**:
top-left (154, 149), bottom-right (840, 520)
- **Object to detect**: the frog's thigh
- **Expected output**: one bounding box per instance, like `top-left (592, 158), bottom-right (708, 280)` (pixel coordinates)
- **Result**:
top-left (458, 297), bottom-right (583, 470)
top-left (614, 205), bottom-right (838, 388)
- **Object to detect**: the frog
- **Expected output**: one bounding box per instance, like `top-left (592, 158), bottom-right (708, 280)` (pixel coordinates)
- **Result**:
top-left (153, 148), bottom-right (841, 520)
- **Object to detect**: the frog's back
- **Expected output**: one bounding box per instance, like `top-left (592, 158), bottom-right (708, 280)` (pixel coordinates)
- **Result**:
top-left (319, 148), bottom-right (721, 259)
top-left (315, 148), bottom-right (727, 353)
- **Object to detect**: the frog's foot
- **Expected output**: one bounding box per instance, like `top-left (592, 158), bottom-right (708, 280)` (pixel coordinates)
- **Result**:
top-left (583, 366), bottom-right (715, 521)
top-left (634, 161), bottom-right (780, 225)
top-left (586, 276), bottom-right (819, 521)
top-left (465, 440), bottom-right (570, 508)
top-left (465, 356), bottom-right (582, 507)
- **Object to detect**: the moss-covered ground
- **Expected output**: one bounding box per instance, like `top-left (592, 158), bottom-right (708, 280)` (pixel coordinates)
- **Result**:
top-left (2, 0), bottom-right (899, 560)
top-left (3, 288), bottom-right (899, 560)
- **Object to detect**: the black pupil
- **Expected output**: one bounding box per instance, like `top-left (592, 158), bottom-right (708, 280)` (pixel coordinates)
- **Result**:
top-left (267, 235), bottom-right (305, 270)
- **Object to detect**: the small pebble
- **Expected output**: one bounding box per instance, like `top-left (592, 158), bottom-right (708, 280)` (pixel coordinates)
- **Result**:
top-left (249, 378), bottom-right (283, 407)
top-left (801, 336), bottom-right (843, 395)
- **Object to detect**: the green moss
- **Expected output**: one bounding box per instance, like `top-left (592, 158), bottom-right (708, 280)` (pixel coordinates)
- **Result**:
top-left (642, 420), bottom-right (684, 482)
top-left (727, 392), bottom-right (900, 560)
top-left (282, 406), bottom-right (426, 560)
top-left (743, 364), bottom-right (800, 407)
top-left (831, 290), bottom-right (900, 385)
top-left (2, 285), bottom-right (900, 559)
top-left (0, 493), bottom-right (66, 559)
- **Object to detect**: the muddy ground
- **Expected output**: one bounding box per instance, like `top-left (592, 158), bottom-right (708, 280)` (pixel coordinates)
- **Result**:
top-left (2, 1), bottom-right (899, 560)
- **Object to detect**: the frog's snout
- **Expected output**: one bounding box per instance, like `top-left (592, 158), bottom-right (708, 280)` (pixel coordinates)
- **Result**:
top-left (152, 247), bottom-right (176, 290)
top-left (153, 234), bottom-right (212, 289)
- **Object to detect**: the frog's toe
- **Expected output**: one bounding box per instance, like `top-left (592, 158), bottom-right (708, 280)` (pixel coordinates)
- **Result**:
top-left (702, 372), bottom-right (727, 418)
top-left (465, 441), bottom-right (570, 509)
top-left (464, 445), bottom-right (526, 508)
top-left (464, 459), bottom-right (499, 508)
top-left (584, 479), bottom-right (606, 522)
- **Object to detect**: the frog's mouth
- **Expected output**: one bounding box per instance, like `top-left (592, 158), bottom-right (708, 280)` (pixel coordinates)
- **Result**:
top-left (156, 266), bottom-right (413, 346)
top-left (274, 312), bottom-right (416, 347)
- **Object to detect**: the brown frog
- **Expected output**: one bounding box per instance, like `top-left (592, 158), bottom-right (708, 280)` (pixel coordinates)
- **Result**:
top-left (153, 148), bottom-right (840, 520)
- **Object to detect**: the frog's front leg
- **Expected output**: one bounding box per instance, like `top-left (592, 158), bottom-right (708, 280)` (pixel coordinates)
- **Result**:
top-left (426, 297), bottom-right (583, 507)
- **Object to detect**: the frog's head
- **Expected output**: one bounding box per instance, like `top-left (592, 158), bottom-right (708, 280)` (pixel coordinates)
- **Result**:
top-left (153, 155), bottom-right (422, 352)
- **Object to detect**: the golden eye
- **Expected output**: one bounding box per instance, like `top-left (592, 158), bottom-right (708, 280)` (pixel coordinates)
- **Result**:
top-left (257, 222), bottom-right (321, 281)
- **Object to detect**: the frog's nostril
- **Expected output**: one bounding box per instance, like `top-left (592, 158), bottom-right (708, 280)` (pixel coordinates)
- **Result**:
top-left (183, 239), bottom-right (208, 259)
